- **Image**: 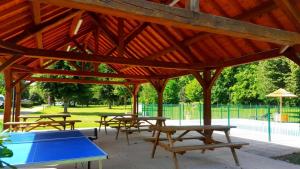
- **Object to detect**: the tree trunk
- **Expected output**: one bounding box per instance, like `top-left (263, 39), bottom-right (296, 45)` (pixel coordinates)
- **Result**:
top-left (108, 101), bottom-right (112, 109)
top-left (63, 97), bottom-right (69, 113)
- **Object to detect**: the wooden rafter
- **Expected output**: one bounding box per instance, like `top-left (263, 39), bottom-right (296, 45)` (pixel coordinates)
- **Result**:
top-left (31, 0), bottom-right (44, 66)
top-left (151, 24), bottom-right (200, 63)
top-left (41, 0), bottom-right (300, 45)
top-left (24, 77), bottom-right (145, 85)
top-left (9, 9), bottom-right (83, 44)
top-left (120, 1), bottom-right (278, 71)
top-left (0, 55), bottom-right (22, 73)
top-left (273, 0), bottom-right (300, 30)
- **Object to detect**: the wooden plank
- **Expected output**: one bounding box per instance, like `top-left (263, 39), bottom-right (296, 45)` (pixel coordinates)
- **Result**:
top-left (169, 142), bottom-right (249, 152)
top-left (151, 125), bottom-right (235, 132)
top-left (24, 77), bottom-right (145, 85)
top-left (41, 0), bottom-right (300, 45)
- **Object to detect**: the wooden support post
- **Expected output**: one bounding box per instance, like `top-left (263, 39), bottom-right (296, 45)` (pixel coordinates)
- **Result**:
top-left (15, 82), bottom-right (21, 122)
top-left (3, 70), bottom-right (13, 128)
top-left (149, 79), bottom-right (168, 117)
top-left (193, 68), bottom-right (223, 125)
top-left (126, 84), bottom-right (140, 115)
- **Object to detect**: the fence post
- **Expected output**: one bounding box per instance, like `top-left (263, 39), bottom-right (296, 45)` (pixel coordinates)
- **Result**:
top-left (227, 104), bottom-right (230, 126)
top-left (268, 106), bottom-right (271, 142)
top-left (255, 105), bottom-right (258, 120)
top-left (199, 103), bottom-right (202, 125)
top-left (237, 104), bottom-right (240, 119)
top-left (179, 104), bottom-right (181, 126)
top-left (221, 104), bottom-right (223, 119)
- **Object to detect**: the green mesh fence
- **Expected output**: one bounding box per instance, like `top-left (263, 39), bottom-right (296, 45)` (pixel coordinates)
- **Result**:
top-left (141, 103), bottom-right (300, 123)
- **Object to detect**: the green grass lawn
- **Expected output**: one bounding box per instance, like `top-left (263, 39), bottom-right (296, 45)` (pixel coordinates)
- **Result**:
top-left (28, 105), bottom-right (132, 129)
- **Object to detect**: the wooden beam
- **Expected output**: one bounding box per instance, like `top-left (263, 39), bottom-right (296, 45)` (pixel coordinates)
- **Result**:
top-left (149, 79), bottom-right (168, 117)
top-left (9, 9), bottom-right (83, 44)
top-left (31, 0), bottom-right (44, 66)
top-left (221, 48), bottom-right (282, 68)
top-left (41, 0), bottom-right (300, 45)
top-left (3, 69), bottom-right (12, 127)
top-left (13, 68), bottom-right (158, 80)
top-left (120, 1), bottom-right (278, 71)
top-left (151, 24), bottom-right (200, 63)
top-left (273, 0), bottom-right (300, 30)
top-left (285, 49), bottom-right (300, 66)
top-left (24, 77), bottom-right (145, 85)
top-left (0, 55), bottom-right (22, 73)
top-left (0, 40), bottom-right (209, 70)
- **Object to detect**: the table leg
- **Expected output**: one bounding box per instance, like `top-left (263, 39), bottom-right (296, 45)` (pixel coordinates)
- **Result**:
top-left (104, 117), bottom-right (108, 135)
top-left (225, 130), bottom-right (240, 166)
top-left (151, 130), bottom-right (161, 158)
top-left (99, 116), bottom-right (103, 133)
top-left (99, 160), bottom-right (103, 169)
top-left (63, 117), bottom-right (66, 130)
top-left (172, 152), bottom-right (179, 169)
top-left (115, 120), bottom-right (121, 140)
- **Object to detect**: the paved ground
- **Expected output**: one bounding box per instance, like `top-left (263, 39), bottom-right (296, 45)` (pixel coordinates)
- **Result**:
top-left (27, 128), bottom-right (300, 169)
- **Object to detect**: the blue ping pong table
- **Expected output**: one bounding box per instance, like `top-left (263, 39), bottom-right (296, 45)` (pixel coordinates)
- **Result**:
top-left (1, 130), bottom-right (108, 169)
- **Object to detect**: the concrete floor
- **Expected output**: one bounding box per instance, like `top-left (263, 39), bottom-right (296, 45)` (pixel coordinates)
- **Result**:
top-left (25, 127), bottom-right (300, 169)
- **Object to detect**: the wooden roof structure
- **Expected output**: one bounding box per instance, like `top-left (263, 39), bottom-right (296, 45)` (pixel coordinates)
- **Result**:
top-left (1, 0), bottom-right (300, 127)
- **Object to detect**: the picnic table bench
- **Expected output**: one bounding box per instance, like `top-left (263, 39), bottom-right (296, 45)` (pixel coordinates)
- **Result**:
top-left (95, 113), bottom-right (135, 134)
top-left (5, 120), bottom-right (82, 132)
top-left (149, 125), bottom-right (248, 169)
top-left (116, 116), bottom-right (168, 145)
top-left (19, 114), bottom-right (71, 130)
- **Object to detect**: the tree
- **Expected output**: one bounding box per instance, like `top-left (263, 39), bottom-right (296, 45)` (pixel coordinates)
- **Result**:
top-left (0, 75), bottom-right (4, 95)
top-left (212, 67), bottom-right (237, 104)
top-left (257, 58), bottom-right (292, 104)
top-left (139, 84), bottom-right (157, 104)
top-left (99, 85), bottom-right (117, 109)
top-left (114, 86), bottom-right (131, 105)
top-left (287, 61), bottom-right (300, 105)
top-left (185, 78), bottom-right (202, 102)
top-left (230, 64), bottom-right (261, 104)
top-left (97, 64), bottom-right (119, 108)
top-left (39, 61), bottom-right (81, 113)
top-left (163, 79), bottom-right (180, 104)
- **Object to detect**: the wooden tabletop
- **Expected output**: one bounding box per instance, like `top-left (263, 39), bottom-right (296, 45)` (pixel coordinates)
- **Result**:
top-left (151, 125), bottom-right (236, 132)
top-left (19, 114), bottom-right (71, 118)
top-left (116, 116), bottom-right (168, 121)
top-left (98, 113), bottom-right (130, 117)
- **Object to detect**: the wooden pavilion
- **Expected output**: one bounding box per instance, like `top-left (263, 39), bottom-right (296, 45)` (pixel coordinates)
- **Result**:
top-left (0, 0), bottom-right (300, 129)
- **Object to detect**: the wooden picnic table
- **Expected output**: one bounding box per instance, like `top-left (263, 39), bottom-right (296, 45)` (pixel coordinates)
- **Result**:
top-left (115, 116), bottom-right (168, 145)
top-left (19, 114), bottom-right (71, 130)
top-left (5, 120), bottom-right (82, 132)
top-left (149, 125), bottom-right (248, 169)
top-left (95, 113), bottom-right (135, 134)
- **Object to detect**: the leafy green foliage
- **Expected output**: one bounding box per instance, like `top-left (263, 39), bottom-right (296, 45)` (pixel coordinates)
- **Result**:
top-left (163, 79), bottom-right (180, 104)
top-left (185, 78), bottom-right (202, 102)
